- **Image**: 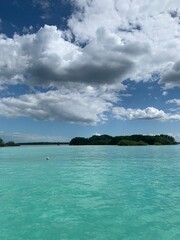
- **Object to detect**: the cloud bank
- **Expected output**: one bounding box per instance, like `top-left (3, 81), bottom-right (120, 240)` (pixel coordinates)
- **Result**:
top-left (0, 0), bottom-right (180, 124)
top-left (113, 107), bottom-right (180, 121)
top-left (0, 87), bottom-right (117, 124)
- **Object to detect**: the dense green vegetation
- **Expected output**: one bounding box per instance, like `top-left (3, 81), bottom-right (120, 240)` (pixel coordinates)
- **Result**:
top-left (70, 134), bottom-right (177, 146)
top-left (0, 138), bottom-right (20, 147)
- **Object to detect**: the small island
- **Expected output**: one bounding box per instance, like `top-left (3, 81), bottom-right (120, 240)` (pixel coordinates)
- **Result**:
top-left (69, 134), bottom-right (177, 146)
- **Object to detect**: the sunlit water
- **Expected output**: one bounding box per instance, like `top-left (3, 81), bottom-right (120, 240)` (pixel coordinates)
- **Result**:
top-left (0, 145), bottom-right (180, 240)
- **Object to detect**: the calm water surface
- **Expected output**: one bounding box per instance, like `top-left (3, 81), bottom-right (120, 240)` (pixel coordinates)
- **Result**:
top-left (0, 145), bottom-right (180, 240)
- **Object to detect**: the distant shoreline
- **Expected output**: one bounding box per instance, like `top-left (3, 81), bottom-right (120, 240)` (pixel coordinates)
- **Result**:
top-left (0, 135), bottom-right (179, 147)
top-left (0, 139), bottom-right (69, 147)
top-left (18, 142), bottom-right (69, 146)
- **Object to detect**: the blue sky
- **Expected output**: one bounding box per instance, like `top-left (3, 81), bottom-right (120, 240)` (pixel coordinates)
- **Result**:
top-left (0, 0), bottom-right (180, 142)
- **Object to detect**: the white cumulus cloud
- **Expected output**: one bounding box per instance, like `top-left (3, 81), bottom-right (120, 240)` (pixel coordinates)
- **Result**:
top-left (1, 1), bottom-right (180, 90)
top-left (0, 87), bottom-right (117, 125)
top-left (69, 0), bottom-right (180, 87)
top-left (0, 0), bottom-right (180, 125)
top-left (0, 25), bottom-right (137, 88)
top-left (166, 98), bottom-right (180, 105)
top-left (113, 107), bottom-right (180, 121)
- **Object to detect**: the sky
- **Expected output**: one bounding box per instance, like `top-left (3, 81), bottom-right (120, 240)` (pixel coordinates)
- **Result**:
top-left (0, 0), bottom-right (180, 143)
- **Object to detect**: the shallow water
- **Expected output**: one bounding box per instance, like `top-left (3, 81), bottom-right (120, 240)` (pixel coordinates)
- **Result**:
top-left (0, 145), bottom-right (180, 240)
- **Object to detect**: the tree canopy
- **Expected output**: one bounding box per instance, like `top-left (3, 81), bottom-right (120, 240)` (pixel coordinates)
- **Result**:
top-left (0, 138), bottom-right (19, 147)
top-left (70, 134), bottom-right (177, 146)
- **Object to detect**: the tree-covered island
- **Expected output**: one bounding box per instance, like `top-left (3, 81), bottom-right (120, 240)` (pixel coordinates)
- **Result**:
top-left (70, 134), bottom-right (177, 146)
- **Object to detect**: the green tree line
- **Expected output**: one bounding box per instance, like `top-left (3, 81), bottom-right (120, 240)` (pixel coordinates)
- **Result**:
top-left (69, 134), bottom-right (177, 146)
top-left (0, 138), bottom-right (19, 147)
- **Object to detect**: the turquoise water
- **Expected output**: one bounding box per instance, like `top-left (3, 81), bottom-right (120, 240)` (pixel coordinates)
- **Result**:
top-left (0, 145), bottom-right (180, 240)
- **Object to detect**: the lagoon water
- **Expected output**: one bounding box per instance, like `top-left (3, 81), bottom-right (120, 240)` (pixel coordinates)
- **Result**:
top-left (0, 145), bottom-right (180, 240)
